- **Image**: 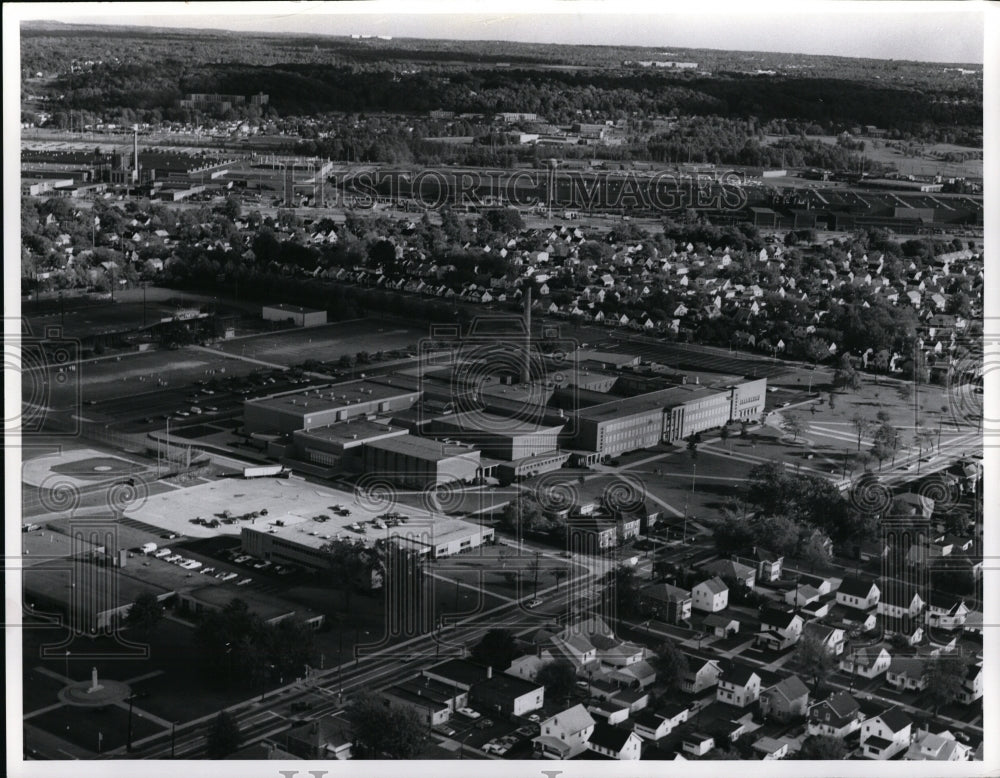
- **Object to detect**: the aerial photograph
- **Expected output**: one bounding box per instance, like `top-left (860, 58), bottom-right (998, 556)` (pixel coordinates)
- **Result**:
top-left (7, 1), bottom-right (992, 771)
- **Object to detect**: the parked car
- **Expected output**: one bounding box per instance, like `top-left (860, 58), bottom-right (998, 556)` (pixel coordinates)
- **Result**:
top-left (476, 718), bottom-right (494, 730)
top-left (236, 577), bottom-right (253, 586)
top-left (458, 707), bottom-right (481, 719)
top-left (525, 598), bottom-right (544, 609)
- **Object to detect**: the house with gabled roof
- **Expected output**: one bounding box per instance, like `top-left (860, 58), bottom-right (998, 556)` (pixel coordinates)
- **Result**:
top-left (585, 721), bottom-right (643, 760)
top-left (680, 653), bottom-right (723, 694)
top-left (638, 582), bottom-right (692, 625)
top-left (716, 662), bottom-right (762, 707)
top-left (906, 727), bottom-right (972, 761)
top-left (735, 547), bottom-right (783, 582)
top-left (802, 621), bottom-right (846, 655)
top-left (886, 656), bottom-right (928, 692)
top-left (692, 576), bottom-right (728, 612)
top-left (702, 558), bottom-right (756, 589)
top-left (759, 674), bottom-right (810, 722)
top-left (924, 592), bottom-right (969, 631)
top-left (756, 608), bottom-right (803, 651)
top-left (807, 691), bottom-right (863, 738)
top-left (860, 707), bottom-right (913, 760)
top-left (534, 703), bottom-right (596, 759)
top-left (877, 589), bottom-right (924, 620)
top-left (839, 645), bottom-right (892, 679)
top-left (836, 576), bottom-right (880, 610)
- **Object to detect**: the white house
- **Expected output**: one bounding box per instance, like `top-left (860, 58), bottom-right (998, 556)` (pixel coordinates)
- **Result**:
top-left (860, 708), bottom-right (913, 760)
top-left (534, 704), bottom-right (596, 759)
top-left (835, 577), bottom-right (880, 610)
top-left (692, 577), bottom-right (729, 612)
top-left (716, 663), bottom-right (761, 708)
top-left (839, 645), bottom-right (892, 679)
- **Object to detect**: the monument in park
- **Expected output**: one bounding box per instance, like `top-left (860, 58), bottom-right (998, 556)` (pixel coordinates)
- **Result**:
top-left (58, 666), bottom-right (130, 707)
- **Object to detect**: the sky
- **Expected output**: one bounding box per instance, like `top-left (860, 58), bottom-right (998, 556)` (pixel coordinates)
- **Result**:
top-left (15, 1), bottom-right (987, 65)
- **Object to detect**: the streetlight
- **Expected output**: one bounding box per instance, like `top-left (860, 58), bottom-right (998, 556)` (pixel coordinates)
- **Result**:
top-left (126, 692), bottom-right (137, 752)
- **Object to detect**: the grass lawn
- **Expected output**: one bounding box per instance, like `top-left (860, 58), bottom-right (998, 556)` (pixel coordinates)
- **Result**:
top-left (30, 703), bottom-right (165, 753)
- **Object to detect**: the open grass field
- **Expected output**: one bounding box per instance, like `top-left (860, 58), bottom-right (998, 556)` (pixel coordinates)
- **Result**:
top-left (76, 346), bottom-right (262, 404)
top-left (213, 318), bottom-right (425, 367)
top-left (762, 134), bottom-right (983, 179)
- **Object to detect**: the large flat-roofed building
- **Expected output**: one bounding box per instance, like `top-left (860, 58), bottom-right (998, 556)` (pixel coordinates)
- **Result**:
top-left (292, 419), bottom-right (408, 471)
top-left (262, 303), bottom-right (328, 327)
top-left (428, 411), bottom-right (563, 460)
top-left (573, 378), bottom-right (767, 457)
top-left (176, 584), bottom-right (325, 629)
top-left (362, 435), bottom-right (481, 487)
top-left (241, 515), bottom-right (493, 564)
top-left (244, 381), bottom-right (422, 434)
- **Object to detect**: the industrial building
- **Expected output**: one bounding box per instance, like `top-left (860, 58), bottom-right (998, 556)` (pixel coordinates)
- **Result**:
top-left (292, 419), bottom-right (408, 471)
top-left (361, 435), bottom-right (481, 487)
top-left (244, 381), bottom-right (422, 434)
top-left (262, 304), bottom-right (328, 327)
top-left (573, 378), bottom-right (767, 457)
top-left (240, 515), bottom-right (494, 565)
top-left (427, 410), bottom-right (564, 460)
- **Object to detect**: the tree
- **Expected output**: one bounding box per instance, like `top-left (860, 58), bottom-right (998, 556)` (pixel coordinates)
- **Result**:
top-left (221, 196), bottom-right (242, 221)
top-left (124, 590), bottom-right (163, 636)
top-left (471, 629), bottom-right (518, 672)
top-left (796, 734), bottom-right (847, 760)
top-left (552, 567), bottom-right (569, 591)
top-left (686, 433), bottom-right (701, 460)
top-left (719, 426), bottom-right (730, 447)
top-left (833, 354), bottom-right (863, 392)
top-left (536, 661), bottom-right (577, 702)
top-left (714, 513), bottom-right (756, 555)
top-left (322, 538), bottom-right (370, 614)
top-left (871, 423), bottom-right (900, 471)
top-left (500, 494), bottom-right (553, 533)
top-left (898, 382), bottom-right (913, 401)
top-left (850, 414), bottom-right (871, 452)
top-left (800, 530), bottom-right (833, 570)
top-left (651, 639), bottom-right (690, 693)
top-left (791, 633), bottom-right (836, 691)
top-left (828, 391), bottom-right (836, 410)
top-left (205, 711), bottom-right (241, 758)
top-left (755, 515), bottom-right (801, 557)
top-left (610, 564), bottom-right (641, 620)
top-left (923, 653), bottom-right (971, 714)
top-left (781, 415), bottom-right (804, 443)
top-left (347, 693), bottom-right (428, 758)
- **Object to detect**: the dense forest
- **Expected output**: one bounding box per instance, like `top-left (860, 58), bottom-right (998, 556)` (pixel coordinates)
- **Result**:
top-left (22, 23), bottom-right (982, 146)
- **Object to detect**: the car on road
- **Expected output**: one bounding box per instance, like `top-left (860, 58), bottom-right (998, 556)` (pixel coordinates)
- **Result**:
top-left (778, 401), bottom-right (791, 408)
top-left (525, 598), bottom-right (544, 608)
top-left (236, 577), bottom-right (253, 586)
top-left (476, 718), bottom-right (494, 730)
top-left (217, 572), bottom-right (238, 582)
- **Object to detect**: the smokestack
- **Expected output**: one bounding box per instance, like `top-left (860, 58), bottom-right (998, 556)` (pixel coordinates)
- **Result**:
top-left (523, 286), bottom-right (532, 384)
top-left (132, 126), bottom-right (139, 184)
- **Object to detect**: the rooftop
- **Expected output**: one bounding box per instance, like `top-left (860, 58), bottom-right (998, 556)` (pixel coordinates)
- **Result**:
top-left (575, 384), bottom-right (719, 422)
top-left (364, 433), bottom-right (480, 462)
top-left (294, 418), bottom-right (406, 445)
top-left (246, 380), bottom-right (419, 415)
